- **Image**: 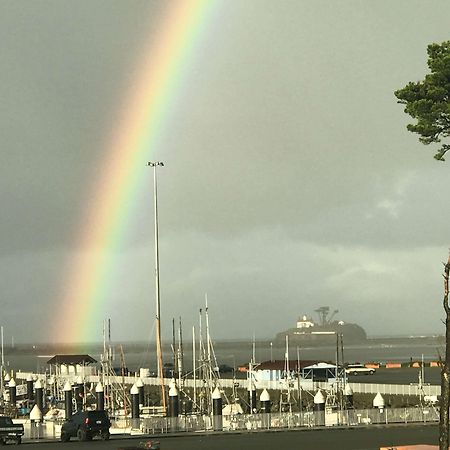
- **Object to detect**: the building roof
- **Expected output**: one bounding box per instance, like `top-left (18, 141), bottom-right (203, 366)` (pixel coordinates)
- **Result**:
top-left (46, 354), bottom-right (97, 365)
top-left (303, 362), bottom-right (337, 370)
top-left (255, 360), bottom-right (322, 371)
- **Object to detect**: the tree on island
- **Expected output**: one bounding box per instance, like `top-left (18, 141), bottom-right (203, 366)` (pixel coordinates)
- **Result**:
top-left (395, 40), bottom-right (450, 450)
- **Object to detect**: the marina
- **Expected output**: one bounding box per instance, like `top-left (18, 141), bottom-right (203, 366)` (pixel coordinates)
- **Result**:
top-left (0, 331), bottom-right (445, 445)
top-left (0, 296), bottom-right (445, 447)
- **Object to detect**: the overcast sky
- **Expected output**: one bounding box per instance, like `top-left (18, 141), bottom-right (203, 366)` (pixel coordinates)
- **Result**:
top-left (1, 0), bottom-right (450, 344)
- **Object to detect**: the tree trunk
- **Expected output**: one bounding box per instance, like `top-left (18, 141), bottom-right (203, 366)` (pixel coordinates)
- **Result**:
top-left (439, 255), bottom-right (450, 450)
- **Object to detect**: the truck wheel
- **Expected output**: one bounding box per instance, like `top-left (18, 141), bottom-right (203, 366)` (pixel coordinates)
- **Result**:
top-left (15, 437), bottom-right (21, 445)
top-left (101, 431), bottom-right (110, 440)
top-left (77, 429), bottom-right (87, 441)
top-left (0, 438), bottom-right (5, 446)
top-left (60, 432), bottom-right (70, 442)
top-left (369, 370), bottom-right (374, 375)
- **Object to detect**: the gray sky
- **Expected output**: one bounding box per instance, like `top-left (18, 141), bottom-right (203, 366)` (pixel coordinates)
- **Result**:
top-left (1, 0), bottom-right (450, 344)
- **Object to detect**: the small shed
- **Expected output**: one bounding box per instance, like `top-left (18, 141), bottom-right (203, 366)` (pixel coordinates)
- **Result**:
top-left (302, 362), bottom-right (343, 382)
top-left (254, 360), bottom-right (319, 382)
top-left (47, 354), bottom-right (97, 377)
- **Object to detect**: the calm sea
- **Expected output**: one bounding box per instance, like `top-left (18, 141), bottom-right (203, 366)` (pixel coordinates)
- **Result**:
top-left (2, 337), bottom-right (444, 374)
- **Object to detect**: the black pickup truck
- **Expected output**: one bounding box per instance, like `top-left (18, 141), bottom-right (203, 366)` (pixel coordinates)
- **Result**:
top-left (61, 410), bottom-right (110, 442)
top-left (0, 416), bottom-right (24, 445)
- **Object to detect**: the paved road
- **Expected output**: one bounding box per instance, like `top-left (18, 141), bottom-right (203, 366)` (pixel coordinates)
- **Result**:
top-left (346, 367), bottom-right (441, 385)
top-left (231, 366), bottom-right (442, 386)
top-left (22, 424), bottom-right (438, 450)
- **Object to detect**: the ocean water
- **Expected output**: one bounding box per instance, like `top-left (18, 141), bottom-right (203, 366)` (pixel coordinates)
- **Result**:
top-left (3, 337), bottom-right (444, 374)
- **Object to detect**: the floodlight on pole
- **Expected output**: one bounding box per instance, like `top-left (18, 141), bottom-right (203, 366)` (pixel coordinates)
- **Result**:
top-left (147, 161), bottom-right (166, 412)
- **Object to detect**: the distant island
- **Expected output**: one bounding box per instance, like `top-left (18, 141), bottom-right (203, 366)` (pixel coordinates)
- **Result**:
top-left (275, 306), bottom-right (367, 346)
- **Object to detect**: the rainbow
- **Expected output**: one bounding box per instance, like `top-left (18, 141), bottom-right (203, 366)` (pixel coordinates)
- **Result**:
top-left (54, 1), bottom-right (217, 343)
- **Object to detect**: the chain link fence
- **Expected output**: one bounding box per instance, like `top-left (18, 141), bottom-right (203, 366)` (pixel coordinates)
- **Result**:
top-left (135, 406), bottom-right (439, 434)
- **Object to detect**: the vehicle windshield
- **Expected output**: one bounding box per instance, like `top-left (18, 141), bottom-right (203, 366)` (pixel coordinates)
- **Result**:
top-left (0, 417), bottom-right (13, 426)
top-left (87, 411), bottom-right (108, 420)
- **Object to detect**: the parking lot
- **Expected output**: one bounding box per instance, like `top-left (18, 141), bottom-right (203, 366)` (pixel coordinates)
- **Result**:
top-left (346, 366), bottom-right (441, 385)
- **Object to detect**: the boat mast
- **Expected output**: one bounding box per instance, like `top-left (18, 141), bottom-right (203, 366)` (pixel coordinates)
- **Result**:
top-left (108, 318), bottom-right (112, 367)
top-left (172, 318), bottom-right (176, 374)
top-left (297, 346), bottom-right (302, 414)
top-left (147, 161), bottom-right (166, 412)
top-left (102, 320), bottom-right (107, 410)
top-left (279, 335), bottom-right (293, 413)
top-left (205, 294), bottom-right (211, 364)
top-left (119, 345), bottom-right (128, 416)
top-left (0, 326), bottom-right (4, 400)
top-left (177, 317), bottom-right (183, 389)
top-left (205, 294), bottom-right (213, 412)
top-left (198, 308), bottom-right (205, 413)
top-left (1, 326), bottom-right (3, 367)
top-left (192, 326), bottom-right (197, 408)
top-left (252, 333), bottom-right (256, 364)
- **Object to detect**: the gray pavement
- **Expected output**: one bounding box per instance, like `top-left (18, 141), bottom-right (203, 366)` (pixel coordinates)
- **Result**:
top-left (347, 367), bottom-right (441, 385)
top-left (229, 366), bottom-right (442, 386)
top-left (21, 424), bottom-right (439, 450)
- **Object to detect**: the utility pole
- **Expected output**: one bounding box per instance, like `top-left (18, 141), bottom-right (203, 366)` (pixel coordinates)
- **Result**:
top-left (439, 254), bottom-right (450, 450)
top-left (147, 161), bottom-right (166, 413)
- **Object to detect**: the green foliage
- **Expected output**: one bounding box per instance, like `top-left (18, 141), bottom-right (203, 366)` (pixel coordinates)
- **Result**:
top-left (395, 41), bottom-right (450, 161)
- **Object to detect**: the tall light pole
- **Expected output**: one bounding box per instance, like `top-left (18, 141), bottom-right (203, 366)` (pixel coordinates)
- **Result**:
top-left (147, 161), bottom-right (166, 412)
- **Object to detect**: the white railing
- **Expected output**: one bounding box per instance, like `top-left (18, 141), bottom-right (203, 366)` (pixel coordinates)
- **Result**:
top-left (346, 382), bottom-right (440, 397)
top-left (17, 406), bottom-right (439, 441)
top-left (123, 407), bottom-right (440, 432)
top-left (15, 371), bottom-right (441, 397)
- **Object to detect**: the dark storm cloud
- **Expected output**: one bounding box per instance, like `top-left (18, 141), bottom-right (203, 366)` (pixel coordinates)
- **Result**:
top-left (1, 0), bottom-right (450, 342)
top-left (0, 1), bottom-right (155, 253)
